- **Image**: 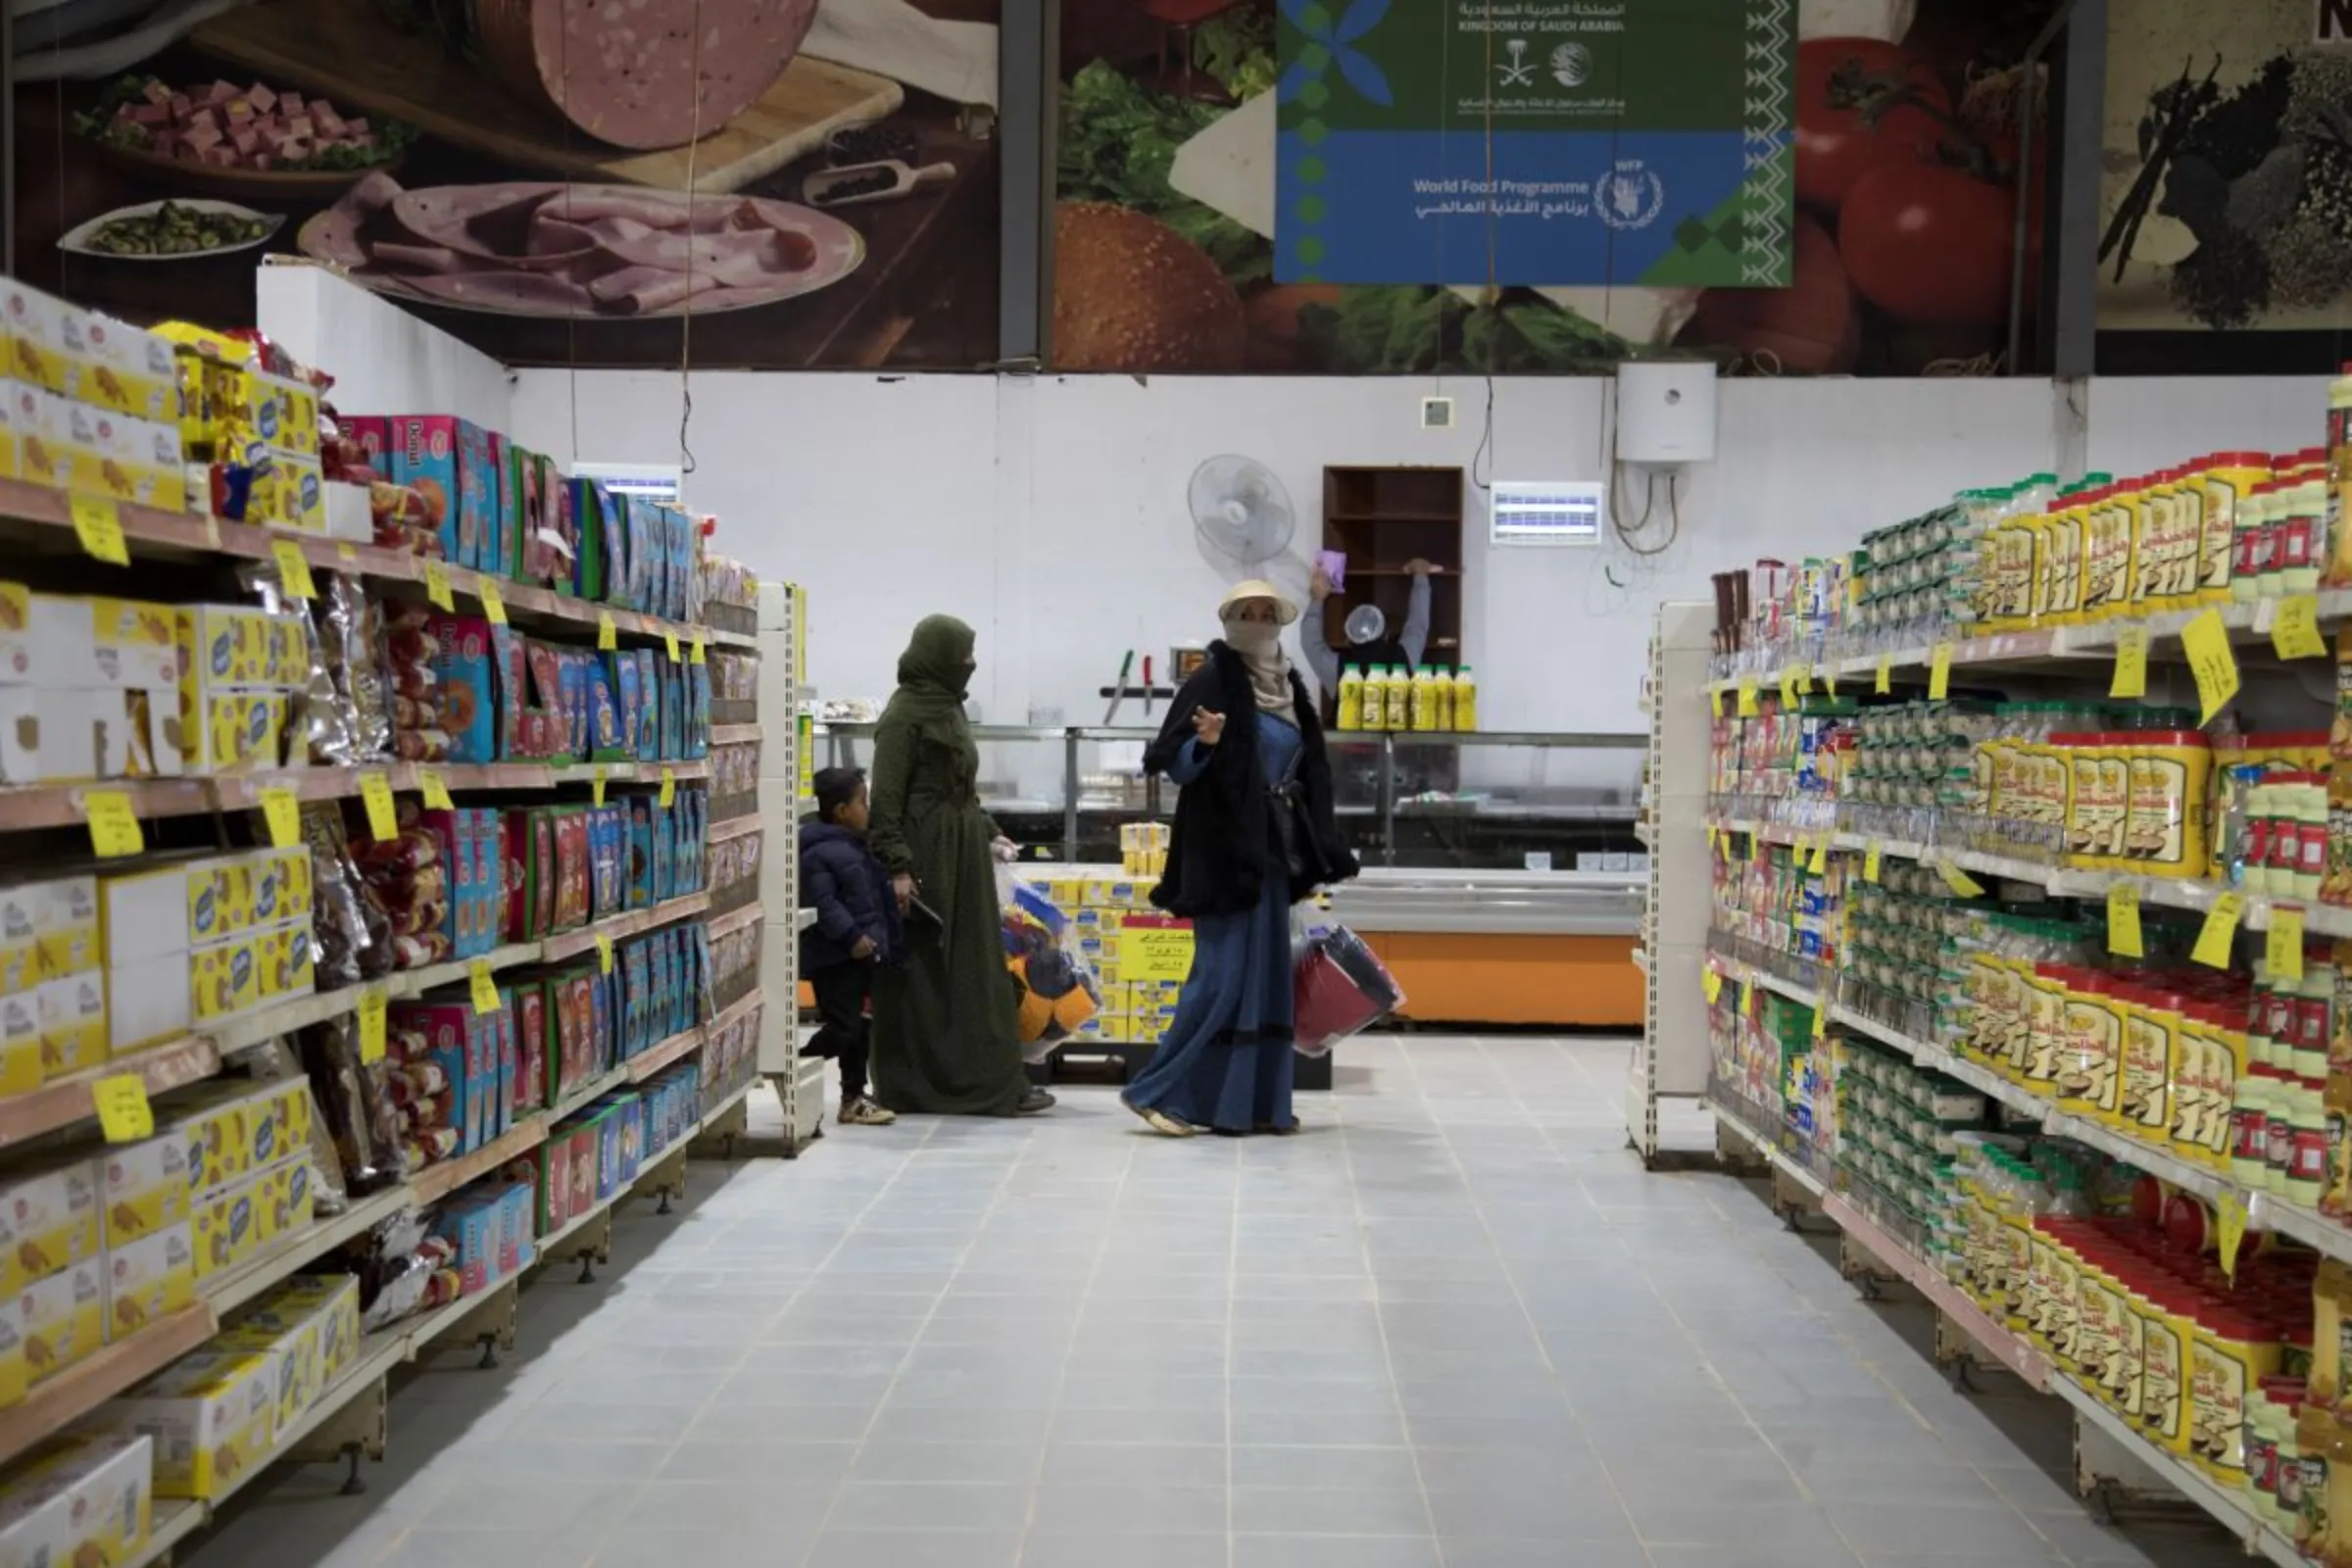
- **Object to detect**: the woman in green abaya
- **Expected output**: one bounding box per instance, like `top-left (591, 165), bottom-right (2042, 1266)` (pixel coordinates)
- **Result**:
top-left (867, 615), bottom-right (1054, 1117)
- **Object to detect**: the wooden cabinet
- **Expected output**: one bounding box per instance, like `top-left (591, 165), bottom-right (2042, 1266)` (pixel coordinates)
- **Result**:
top-left (1318, 466), bottom-right (1466, 663)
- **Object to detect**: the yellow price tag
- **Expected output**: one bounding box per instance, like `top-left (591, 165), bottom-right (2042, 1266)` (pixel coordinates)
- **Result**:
top-left (259, 786), bottom-right (301, 850)
top-left (70, 492), bottom-right (129, 566)
top-left (659, 768), bottom-right (676, 808)
top-left (2191, 891), bottom-right (2244, 969)
top-left (83, 790), bottom-right (144, 858)
top-left (335, 542), bottom-right (360, 565)
top-left (468, 959), bottom-right (502, 1015)
top-left (1737, 677), bottom-right (1759, 717)
top-left (1702, 967), bottom-right (1723, 1004)
top-left (1709, 687), bottom-right (1724, 718)
top-left (2110, 626), bottom-right (2147, 701)
top-left (1794, 665), bottom-right (1813, 697)
top-left (359, 771), bottom-right (398, 841)
top-left (2181, 608), bottom-right (2240, 725)
top-left (690, 634), bottom-right (708, 665)
top-left (2268, 906), bottom-right (2307, 983)
top-left (1806, 837), bottom-right (1828, 875)
top-left (92, 1074), bottom-right (154, 1143)
top-left (270, 539), bottom-right (318, 600)
top-left (478, 578), bottom-right (508, 625)
top-left (1928, 642), bottom-right (1954, 701)
top-left (2106, 883), bottom-right (2144, 959)
top-left (664, 629), bottom-right (682, 664)
top-left (2217, 1190), bottom-right (2250, 1282)
top-left (419, 768), bottom-right (455, 810)
top-left (1875, 655), bottom-right (1891, 696)
top-left (1821, 665), bottom-right (1838, 698)
top-left (598, 611), bottom-right (619, 652)
top-left (1863, 843), bottom-right (1883, 883)
top-left (1811, 1003), bottom-right (1827, 1040)
top-left (357, 985), bottom-right (388, 1065)
top-left (591, 765), bottom-right (608, 808)
top-left (423, 560), bottom-right (455, 613)
top-left (594, 934), bottom-right (614, 975)
top-left (2274, 594), bottom-right (2328, 661)
top-left (1934, 858), bottom-right (1985, 899)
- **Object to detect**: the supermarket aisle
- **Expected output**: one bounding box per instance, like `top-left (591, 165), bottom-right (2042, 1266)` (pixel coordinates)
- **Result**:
top-left (188, 1036), bottom-right (2241, 1568)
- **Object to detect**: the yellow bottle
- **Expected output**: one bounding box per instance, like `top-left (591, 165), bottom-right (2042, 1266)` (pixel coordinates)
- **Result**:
top-left (1337, 665), bottom-right (1363, 731)
top-left (1358, 665), bottom-right (1387, 731)
top-left (1429, 666), bottom-right (1454, 731)
top-left (1383, 664), bottom-right (1409, 732)
top-left (1409, 666), bottom-right (1435, 731)
top-left (1452, 665), bottom-right (1479, 732)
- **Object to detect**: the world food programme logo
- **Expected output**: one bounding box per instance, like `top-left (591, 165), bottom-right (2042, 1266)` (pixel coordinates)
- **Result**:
top-left (1595, 163), bottom-right (1664, 229)
top-left (1550, 42), bottom-right (1590, 86)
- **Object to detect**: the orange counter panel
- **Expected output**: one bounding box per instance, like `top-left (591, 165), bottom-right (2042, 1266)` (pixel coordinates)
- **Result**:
top-left (1360, 932), bottom-right (1642, 1029)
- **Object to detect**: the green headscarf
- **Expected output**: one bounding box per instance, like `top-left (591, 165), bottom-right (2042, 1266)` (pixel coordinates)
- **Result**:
top-left (886, 614), bottom-right (977, 735)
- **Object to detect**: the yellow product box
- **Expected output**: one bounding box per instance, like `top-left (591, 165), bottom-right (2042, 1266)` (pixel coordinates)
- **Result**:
top-left (0, 1433), bottom-right (153, 1568)
top-left (256, 1274), bottom-right (358, 1386)
top-left (86, 598), bottom-right (179, 689)
top-left (257, 1159), bottom-right (313, 1240)
top-left (254, 924), bottom-right (316, 1004)
top-left (0, 1293), bottom-right (24, 1409)
top-left (37, 873), bottom-right (98, 977)
top-left (188, 691), bottom-right (290, 774)
top-left (190, 933), bottom-right (261, 1025)
top-left (187, 855), bottom-right (255, 946)
top-left (204, 360), bottom-right (318, 462)
top-left (175, 604), bottom-right (306, 693)
top-left (0, 1154), bottom-right (99, 1294)
top-left (1070, 906), bottom-right (1105, 933)
top-left (35, 968), bottom-right (105, 1076)
top-left (242, 449), bottom-right (325, 533)
top-left (0, 991), bottom-right (39, 1100)
top-left (104, 1220), bottom-right (195, 1341)
top-left (212, 1316), bottom-right (316, 1433)
top-left (1047, 878), bottom-right (1081, 909)
top-left (104, 1348), bottom-right (280, 1499)
top-left (164, 1079), bottom-right (310, 1192)
top-left (102, 853), bottom-right (221, 967)
top-left (250, 847), bottom-right (313, 930)
top-left (0, 877), bottom-right (40, 998)
top-left (23, 1255), bottom-right (104, 1384)
top-left (1097, 983), bottom-right (1132, 1019)
top-left (1093, 959), bottom-right (1121, 989)
top-left (54, 398), bottom-right (182, 498)
top-left (3, 280), bottom-right (74, 395)
top-left (99, 1131), bottom-right (194, 1250)
top-left (1133, 980), bottom-right (1186, 1008)
top-left (64, 309), bottom-right (179, 425)
top-left (191, 1167), bottom-right (269, 1279)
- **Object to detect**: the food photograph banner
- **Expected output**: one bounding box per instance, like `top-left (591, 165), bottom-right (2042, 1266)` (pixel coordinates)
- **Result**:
top-left (10, 0), bottom-right (1003, 369)
top-left (1054, 0), bottom-right (2061, 376)
top-left (1269, 0), bottom-right (1794, 290)
top-left (2095, 0), bottom-right (2352, 371)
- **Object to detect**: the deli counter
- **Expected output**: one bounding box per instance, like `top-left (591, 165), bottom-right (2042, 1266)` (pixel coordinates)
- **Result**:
top-left (816, 724), bottom-right (1647, 1029)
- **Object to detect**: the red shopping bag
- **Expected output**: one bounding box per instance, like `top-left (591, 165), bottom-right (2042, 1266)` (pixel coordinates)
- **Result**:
top-left (1293, 926), bottom-right (1404, 1056)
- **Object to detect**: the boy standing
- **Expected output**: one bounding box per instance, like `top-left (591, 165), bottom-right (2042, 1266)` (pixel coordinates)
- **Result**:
top-left (799, 766), bottom-right (900, 1126)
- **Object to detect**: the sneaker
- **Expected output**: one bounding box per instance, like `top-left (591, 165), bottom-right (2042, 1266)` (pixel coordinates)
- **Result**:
top-left (839, 1097), bottom-right (898, 1126)
top-left (1017, 1087), bottom-right (1056, 1115)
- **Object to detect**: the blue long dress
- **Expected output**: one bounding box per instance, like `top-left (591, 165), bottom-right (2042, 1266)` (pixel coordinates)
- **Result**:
top-left (1121, 710), bottom-right (1298, 1134)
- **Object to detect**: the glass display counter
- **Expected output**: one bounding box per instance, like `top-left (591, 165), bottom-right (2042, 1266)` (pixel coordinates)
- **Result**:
top-left (816, 724), bottom-right (1646, 1031)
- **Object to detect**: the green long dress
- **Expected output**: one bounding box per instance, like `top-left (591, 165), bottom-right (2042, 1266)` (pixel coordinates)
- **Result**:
top-left (866, 615), bottom-right (1029, 1116)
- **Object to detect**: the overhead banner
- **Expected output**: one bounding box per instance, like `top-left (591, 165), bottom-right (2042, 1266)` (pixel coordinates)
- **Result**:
top-left (1271, 0), bottom-right (1795, 287)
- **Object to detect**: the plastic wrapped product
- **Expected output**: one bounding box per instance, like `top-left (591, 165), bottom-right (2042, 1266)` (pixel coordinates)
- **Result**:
top-left (998, 869), bottom-right (1101, 1062)
top-left (1292, 925), bottom-right (1404, 1056)
top-left (302, 801), bottom-right (393, 986)
top-left (300, 1013), bottom-right (410, 1197)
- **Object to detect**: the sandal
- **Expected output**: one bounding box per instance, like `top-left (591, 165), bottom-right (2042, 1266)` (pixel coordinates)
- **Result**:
top-left (1126, 1101), bottom-right (1195, 1137)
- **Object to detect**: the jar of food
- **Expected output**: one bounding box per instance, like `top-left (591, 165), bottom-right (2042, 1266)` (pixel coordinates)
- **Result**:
top-left (2122, 982), bottom-right (2180, 1139)
top-left (2237, 1062), bottom-right (2280, 1188)
top-left (2295, 1399), bottom-right (2335, 1559)
top-left (2132, 474), bottom-right (2171, 611)
top-left (2287, 479), bottom-right (2329, 595)
top-left (2130, 729), bottom-right (2212, 879)
top-left (2142, 1285), bottom-right (2197, 1452)
top-left (2192, 1305), bottom-right (2284, 1481)
top-left (2062, 970), bottom-right (2124, 1122)
top-left (2206, 452), bottom-right (2272, 601)
top-left (2299, 959), bottom-right (2337, 1082)
top-left (2026, 964), bottom-right (2070, 1096)
top-left (2293, 1073), bottom-right (2333, 1210)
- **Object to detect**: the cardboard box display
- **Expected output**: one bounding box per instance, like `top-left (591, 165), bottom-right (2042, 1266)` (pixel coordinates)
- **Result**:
top-left (104, 1221), bottom-right (195, 1341)
top-left (99, 1132), bottom-right (193, 1250)
top-left (103, 1348), bottom-right (280, 1498)
top-left (35, 969), bottom-right (105, 1077)
top-left (214, 1277), bottom-right (353, 1433)
top-left (0, 1156), bottom-right (99, 1294)
top-left (0, 1432), bottom-right (153, 1568)
top-left (0, 993), bottom-right (39, 1101)
top-left (23, 1255), bottom-right (104, 1384)
top-left (0, 1295), bottom-right (24, 1410)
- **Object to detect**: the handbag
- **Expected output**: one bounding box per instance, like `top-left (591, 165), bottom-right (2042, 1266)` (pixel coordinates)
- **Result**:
top-left (1266, 742), bottom-right (1309, 881)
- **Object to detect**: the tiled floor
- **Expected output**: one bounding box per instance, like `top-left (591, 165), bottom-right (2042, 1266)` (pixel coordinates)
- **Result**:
top-left (189, 1036), bottom-right (2249, 1568)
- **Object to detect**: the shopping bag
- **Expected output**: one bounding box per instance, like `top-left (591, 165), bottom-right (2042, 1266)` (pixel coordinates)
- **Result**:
top-left (1293, 925), bottom-right (1404, 1056)
top-left (999, 867), bottom-right (1102, 1062)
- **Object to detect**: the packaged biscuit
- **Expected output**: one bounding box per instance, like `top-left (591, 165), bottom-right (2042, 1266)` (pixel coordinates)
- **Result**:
top-left (23, 1255), bottom-right (104, 1384)
top-left (0, 1155), bottom-right (99, 1294)
top-left (102, 1348), bottom-right (279, 1498)
top-left (0, 1433), bottom-right (153, 1567)
top-left (104, 1221), bottom-right (195, 1341)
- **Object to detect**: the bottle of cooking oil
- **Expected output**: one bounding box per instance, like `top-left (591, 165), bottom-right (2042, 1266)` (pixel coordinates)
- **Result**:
top-left (1383, 664), bottom-right (1410, 731)
top-left (1356, 664), bottom-right (1386, 731)
top-left (1452, 665), bottom-right (1479, 732)
top-left (1409, 664), bottom-right (1438, 731)
top-left (1337, 664), bottom-right (1363, 731)
top-left (1429, 665), bottom-right (1455, 731)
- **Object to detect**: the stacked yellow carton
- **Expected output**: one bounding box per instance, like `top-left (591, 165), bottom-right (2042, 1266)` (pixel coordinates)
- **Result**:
top-left (160, 321), bottom-right (323, 532)
top-left (172, 602), bottom-right (313, 774)
top-left (0, 588), bottom-right (190, 784)
top-left (104, 846), bottom-right (316, 1054)
top-left (2, 280), bottom-right (186, 511)
top-left (0, 872), bottom-right (100, 1091)
top-left (0, 1432), bottom-right (154, 1566)
top-left (1119, 822), bottom-right (1168, 876)
top-left (97, 1272), bottom-right (360, 1499)
top-left (1042, 868), bottom-right (1194, 1044)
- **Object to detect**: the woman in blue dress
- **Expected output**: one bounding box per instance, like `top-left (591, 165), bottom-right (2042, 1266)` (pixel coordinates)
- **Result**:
top-left (1122, 580), bottom-right (1359, 1137)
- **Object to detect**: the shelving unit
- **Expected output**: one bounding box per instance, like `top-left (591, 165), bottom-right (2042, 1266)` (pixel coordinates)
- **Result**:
top-left (1319, 466), bottom-right (1465, 662)
top-left (1650, 539), bottom-right (2352, 1564)
top-left (1628, 602), bottom-right (1712, 1164)
top-left (753, 579), bottom-right (819, 1151)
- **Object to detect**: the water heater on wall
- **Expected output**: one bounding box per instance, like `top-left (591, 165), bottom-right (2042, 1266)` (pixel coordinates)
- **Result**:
top-left (1614, 362), bottom-right (1718, 466)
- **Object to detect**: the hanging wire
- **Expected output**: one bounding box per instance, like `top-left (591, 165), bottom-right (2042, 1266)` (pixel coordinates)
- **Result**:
top-left (676, 0), bottom-right (708, 481)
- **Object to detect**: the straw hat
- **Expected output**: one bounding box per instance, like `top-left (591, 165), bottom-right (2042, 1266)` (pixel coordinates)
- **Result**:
top-left (1218, 579), bottom-right (1298, 625)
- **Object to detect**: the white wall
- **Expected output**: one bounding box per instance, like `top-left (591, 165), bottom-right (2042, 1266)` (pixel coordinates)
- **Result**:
top-left (507, 370), bottom-right (2078, 740)
top-left (259, 263), bottom-right (514, 433)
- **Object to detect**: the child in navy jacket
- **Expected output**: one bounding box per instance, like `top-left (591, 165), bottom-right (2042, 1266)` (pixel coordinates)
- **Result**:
top-left (799, 766), bottom-right (902, 1127)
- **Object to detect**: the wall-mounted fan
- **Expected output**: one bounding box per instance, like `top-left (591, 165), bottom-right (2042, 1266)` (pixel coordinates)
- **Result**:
top-left (1189, 455), bottom-right (1306, 605)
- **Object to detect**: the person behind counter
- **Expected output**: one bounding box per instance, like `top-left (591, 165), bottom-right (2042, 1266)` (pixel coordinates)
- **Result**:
top-left (867, 613), bottom-right (1054, 1118)
top-left (1122, 580), bottom-right (1359, 1137)
top-left (1300, 556), bottom-right (1435, 702)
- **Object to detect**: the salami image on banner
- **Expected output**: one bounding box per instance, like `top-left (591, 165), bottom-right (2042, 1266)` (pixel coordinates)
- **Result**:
top-left (1272, 0), bottom-right (1795, 288)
